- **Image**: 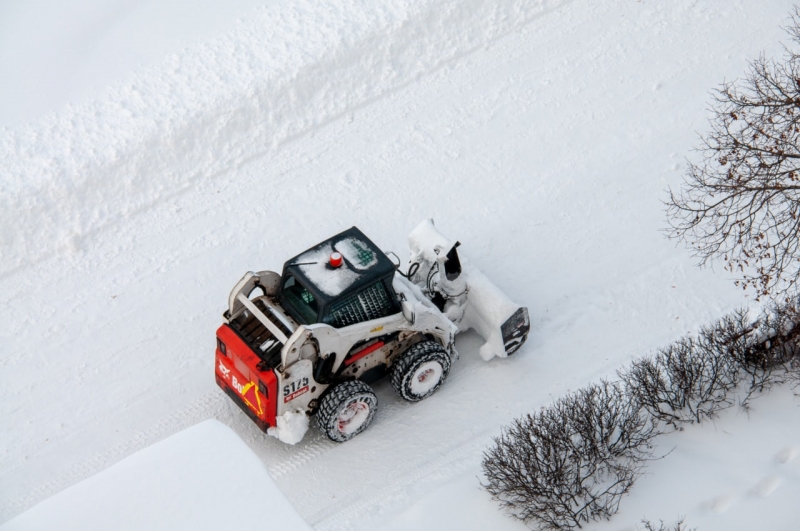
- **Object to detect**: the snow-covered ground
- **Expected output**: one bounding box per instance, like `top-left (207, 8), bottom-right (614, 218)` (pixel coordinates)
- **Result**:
top-left (2, 1), bottom-right (800, 530)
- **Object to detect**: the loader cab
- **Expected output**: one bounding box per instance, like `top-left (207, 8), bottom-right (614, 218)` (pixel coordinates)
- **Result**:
top-left (279, 227), bottom-right (401, 328)
top-left (281, 275), bottom-right (319, 324)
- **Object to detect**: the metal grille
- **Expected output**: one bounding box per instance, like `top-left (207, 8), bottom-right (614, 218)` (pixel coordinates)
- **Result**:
top-left (229, 298), bottom-right (290, 368)
top-left (328, 281), bottom-right (392, 328)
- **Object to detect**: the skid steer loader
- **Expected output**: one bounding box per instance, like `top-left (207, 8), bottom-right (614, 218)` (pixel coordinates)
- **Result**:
top-left (214, 220), bottom-right (529, 444)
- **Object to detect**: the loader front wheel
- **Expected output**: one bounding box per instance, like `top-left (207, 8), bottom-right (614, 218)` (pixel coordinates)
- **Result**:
top-left (317, 380), bottom-right (377, 442)
top-left (391, 340), bottom-right (451, 402)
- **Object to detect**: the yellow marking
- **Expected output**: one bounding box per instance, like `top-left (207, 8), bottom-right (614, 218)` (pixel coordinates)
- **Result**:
top-left (241, 381), bottom-right (263, 416)
top-left (370, 325), bottom-right (384, 333)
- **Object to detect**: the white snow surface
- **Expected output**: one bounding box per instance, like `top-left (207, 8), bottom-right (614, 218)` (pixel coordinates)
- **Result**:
top-left (3, 1), bottom-right (800, 530)
top-left (0, 420), bottom-right (312, 531)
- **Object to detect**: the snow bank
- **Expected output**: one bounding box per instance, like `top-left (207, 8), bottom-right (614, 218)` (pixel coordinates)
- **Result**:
top-left (0, 0), bottom-right (568, 280)
top-left (0, 0), bottom-right (266, 127)
top-left (0, 420), bottom-right (312, 531)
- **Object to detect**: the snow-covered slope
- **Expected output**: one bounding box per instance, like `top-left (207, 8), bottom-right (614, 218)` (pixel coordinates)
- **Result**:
top-left (2, 1), bottom-right (799, 530)
top-left (0, 0), bottom-right (266, 128)
top-left (0, 0), bottom-right (577, 283)
top-left (0, 420), bottom-right (312, 531)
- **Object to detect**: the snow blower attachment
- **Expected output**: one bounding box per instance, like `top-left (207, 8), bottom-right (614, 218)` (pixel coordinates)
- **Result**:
top-left (406, 219), bottom-right (530, 360)
top-left (214, 220), bottom-right (530, 444)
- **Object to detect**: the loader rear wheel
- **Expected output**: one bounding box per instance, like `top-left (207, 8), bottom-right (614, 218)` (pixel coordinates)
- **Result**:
top-left (391, 340), bottom-right (451, 402)
top-left (317, 380), bottom-right (377, 442)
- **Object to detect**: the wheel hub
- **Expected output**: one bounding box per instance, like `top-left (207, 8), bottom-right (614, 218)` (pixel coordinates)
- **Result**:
top-left (337, 400), bottom-right (370, 435)
top-left (409, 360), bottom-right (444, 396)
top-left (418, 368), bottom-right (435, 382)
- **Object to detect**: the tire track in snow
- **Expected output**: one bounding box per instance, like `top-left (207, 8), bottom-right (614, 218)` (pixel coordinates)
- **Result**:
top-left (268, 433), bottom-right (336, 479)
top-left (308, 435), bottom-right (490, 530)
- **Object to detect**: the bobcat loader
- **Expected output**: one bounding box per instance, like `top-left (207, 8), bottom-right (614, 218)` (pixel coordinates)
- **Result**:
top-left (214, 220), bottom-right (529, 444)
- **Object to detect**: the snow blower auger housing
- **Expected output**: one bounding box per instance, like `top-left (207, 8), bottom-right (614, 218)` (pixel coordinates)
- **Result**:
top-left (214, 220), bottom-right (530, 444)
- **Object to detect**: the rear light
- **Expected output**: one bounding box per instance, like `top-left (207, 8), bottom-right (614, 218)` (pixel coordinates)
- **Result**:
top-left (258, 381), bottom-right (268, 398)
top-left (217, 337), bottom-right (227, 356)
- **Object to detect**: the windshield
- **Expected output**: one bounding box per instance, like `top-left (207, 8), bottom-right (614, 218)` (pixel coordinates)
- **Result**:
top-left (281, 275), bottom-right (319, 324)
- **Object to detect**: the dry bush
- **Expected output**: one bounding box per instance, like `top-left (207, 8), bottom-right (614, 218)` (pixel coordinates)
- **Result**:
top-left (617, 311), bottom-right (746, 428)
top-left (733, 300), bottom-right (800, 404)
top-left (789, 355), bottom-right (800, 395)
top-left (482, 381), bottom-right (660, 530)
top-left (619, 302), bottom-right (800, 422)
top-left (640, 518), bottom-right (696, 531)
top-left (484, 300), bottom-right (800, 530)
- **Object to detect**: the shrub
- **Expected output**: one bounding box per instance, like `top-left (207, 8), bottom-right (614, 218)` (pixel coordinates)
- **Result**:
top-left (483, 299), bottom-right (800, 530)
top-left (640, 518), bottom-right (696, 531)
top-left (733, 301), bottom-right (800, 404)
top-left (482, 380), bottom-right (660, 530)
top-left (617, 311), bottom-right (745, 428)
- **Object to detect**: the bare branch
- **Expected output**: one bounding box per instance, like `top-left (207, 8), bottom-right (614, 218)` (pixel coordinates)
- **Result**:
top-left (666, 8), bottom-right (800, 299)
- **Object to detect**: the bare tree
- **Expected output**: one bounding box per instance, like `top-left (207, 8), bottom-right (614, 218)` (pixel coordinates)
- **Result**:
top-left (667, 8), bottom-right (800, 299)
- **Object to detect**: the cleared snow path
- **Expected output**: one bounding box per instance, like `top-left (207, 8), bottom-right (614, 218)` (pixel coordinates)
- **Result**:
top-left (1, 0), bottom-right (797, 528)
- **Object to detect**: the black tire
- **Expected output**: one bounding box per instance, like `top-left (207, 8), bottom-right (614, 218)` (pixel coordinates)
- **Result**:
top-left (316, 380), bottom-right (378, 442)
top-left (391, 340), bottom-right (451, 402)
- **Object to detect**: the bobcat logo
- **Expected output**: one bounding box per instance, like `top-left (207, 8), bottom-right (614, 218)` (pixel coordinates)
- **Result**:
top-left (218, 360), bottom-right (231, 379)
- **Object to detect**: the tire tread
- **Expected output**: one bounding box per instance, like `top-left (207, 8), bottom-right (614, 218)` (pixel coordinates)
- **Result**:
top-left (316, 380), bottom-right (377, 442)
top-left (390, 340), bottom-right (451, 402)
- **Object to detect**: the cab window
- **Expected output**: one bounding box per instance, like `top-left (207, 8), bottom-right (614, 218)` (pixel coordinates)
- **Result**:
top-left (282, 275), bottom-right (318, 324)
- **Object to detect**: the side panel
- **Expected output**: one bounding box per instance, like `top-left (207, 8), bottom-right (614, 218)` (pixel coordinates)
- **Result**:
top-left (275, 314), bottom-right (433, 417)
top-left (215, 324), bottom-right (278, 429)
top-left (275, 359), bottom-right (316, 417)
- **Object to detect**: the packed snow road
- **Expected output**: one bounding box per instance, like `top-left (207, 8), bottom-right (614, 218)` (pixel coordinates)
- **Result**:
top-left (1, 0), bottom-right (795, 529)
